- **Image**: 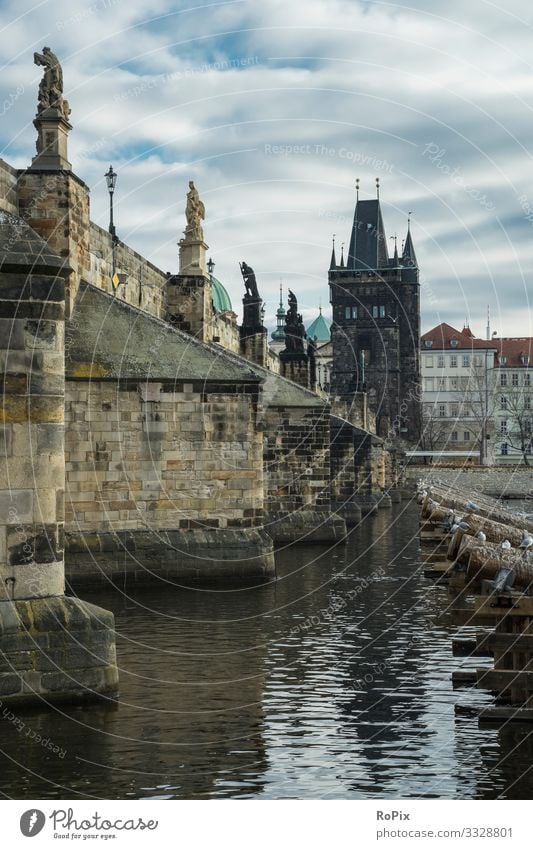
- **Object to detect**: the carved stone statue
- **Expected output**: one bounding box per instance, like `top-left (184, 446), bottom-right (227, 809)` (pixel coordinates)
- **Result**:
top-left (284, 290), bottom-right (306, 353)
top-left (184, 180), bottom-right (205, 241)
top-left (34, 47), bottom-right (70, 119)
top-left (240, 261), bottom-right (260, 299)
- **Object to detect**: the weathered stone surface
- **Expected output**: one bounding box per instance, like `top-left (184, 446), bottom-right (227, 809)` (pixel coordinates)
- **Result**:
top-left (0, 597), bottom-right (118, 705)
top-left (65, 527), bottom-right (275, 582)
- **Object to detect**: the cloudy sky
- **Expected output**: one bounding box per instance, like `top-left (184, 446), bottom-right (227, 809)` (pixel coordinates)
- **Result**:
top-left (1, 0), bottom-right (532, 336)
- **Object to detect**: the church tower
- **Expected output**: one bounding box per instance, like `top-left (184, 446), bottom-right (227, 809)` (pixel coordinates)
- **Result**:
top-left (329, 180), bottom-right (421, 440)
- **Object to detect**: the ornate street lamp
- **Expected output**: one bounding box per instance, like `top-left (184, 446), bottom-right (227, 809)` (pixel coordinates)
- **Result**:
top-left (207, 257), bottom-right (215, 275)
top-left (105, 165), bottom-right (118, 283)
top-left (105, 165), bottom-right (117, 242)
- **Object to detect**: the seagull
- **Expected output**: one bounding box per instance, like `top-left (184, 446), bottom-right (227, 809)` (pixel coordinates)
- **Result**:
top-left (457, 521), bottom-right (470, 531)
top-left (466, 500), bottom-right (480, 512)
top-left (520, 531), bottom-right (533, 549)
top-left (499, 539), bottom-right (512, 551)
top-left (476, 531), bottom-right (487, 542)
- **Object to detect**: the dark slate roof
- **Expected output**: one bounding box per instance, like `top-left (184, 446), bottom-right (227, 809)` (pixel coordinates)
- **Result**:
top-left (66, 281), bottom-right (261, 383)
top-left (347, 199), bottom-right (389, 270)
top-left (402, 225), bottom-right (417, 267)
top-left (0, 210), bottom-right (69, 274)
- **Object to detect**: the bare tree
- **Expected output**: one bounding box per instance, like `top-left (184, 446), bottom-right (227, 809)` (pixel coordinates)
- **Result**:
top-left (420, 404), bottom-right (447, 453)
top-left (501, 390), bottom-right (533, 466)
top-left (461, 359), bottom-right (497, 465)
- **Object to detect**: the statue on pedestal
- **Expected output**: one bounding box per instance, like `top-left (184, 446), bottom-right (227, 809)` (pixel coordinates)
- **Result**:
top-left (184, 181), bottom-right (205, 241)
top-left (240, 261), bottom-right (260, 299)
top-left (240, 261), bottom-right (263, 331)
top-left (284, 290), bottom-right (306, 353)
top-left (34, 47), bottom-right (70, 119)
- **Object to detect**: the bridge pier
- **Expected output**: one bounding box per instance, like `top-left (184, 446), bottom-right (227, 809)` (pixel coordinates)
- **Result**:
top-left (0, 212), bottom-right (118, 705)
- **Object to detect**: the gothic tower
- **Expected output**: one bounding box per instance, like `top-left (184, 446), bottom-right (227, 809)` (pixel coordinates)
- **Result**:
top-left (329, 182), bottom-right (421, 440)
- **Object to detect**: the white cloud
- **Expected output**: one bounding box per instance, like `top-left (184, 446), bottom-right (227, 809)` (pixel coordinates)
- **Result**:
top-left (1, 0), bottom-right (532, 333)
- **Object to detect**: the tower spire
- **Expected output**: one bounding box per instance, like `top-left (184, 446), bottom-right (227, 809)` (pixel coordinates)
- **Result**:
top-left (356, 177), bottom-right (360, 202)
top-left (376, 177), bottom-right (380, 199)
top-left (402, 210), bottom-right (417, 267)
top-left (340, 242), bottom-right (345, 268)
top-left (329, 234), bottom-right (337, 270)
top-left (486, 305), bottom-right (491, 341)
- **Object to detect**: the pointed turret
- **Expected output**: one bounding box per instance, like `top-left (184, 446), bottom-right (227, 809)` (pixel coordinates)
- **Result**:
top-left (329, 235), bottom-right (337, 270)
top-left (347, 195), bottom-right (389, 269)
top-left (340, 243), bottom-right (345, 268)
top-left (402, 215), bottom-right (417, 267)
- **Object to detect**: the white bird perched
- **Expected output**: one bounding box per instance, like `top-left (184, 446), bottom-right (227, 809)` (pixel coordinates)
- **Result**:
top-left (476, 531), bottom-right (487, 542)
top-left (451, 523), bottom-right (460, 534)
top-left (466, 500), bottom-right (480, 512)
top-left (458, 521), bottom-right (471, 531)
top-left (499, 539), bottom-right (512, 551)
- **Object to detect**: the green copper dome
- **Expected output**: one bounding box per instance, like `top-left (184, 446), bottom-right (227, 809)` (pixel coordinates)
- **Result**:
top-left (211, 274), bottom-right (233, 313)
top-left (306, 309), bottom-right (331, 342)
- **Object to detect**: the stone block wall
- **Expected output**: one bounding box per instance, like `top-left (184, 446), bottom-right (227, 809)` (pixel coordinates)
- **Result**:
top-left (89, 223), bottom-right (166, 319)
top-left (263, 405), bottom-right (330, 516)
top-left (17, 171), bottom-right (91, 318)
top-left (166, 273), bottom-right (213, 341)
top-left (0, 213), bottom-right (67, 601)
top-left (0, 159), bottom-right (18, 214)
top-left (64, 380), bottom-right (264, 533)
top-left (212, 312), bottom-right (240, 353)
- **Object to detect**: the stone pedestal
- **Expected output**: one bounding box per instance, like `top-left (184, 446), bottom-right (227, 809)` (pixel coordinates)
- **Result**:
top-left (279, 351), bottom-right (310, 389)
top-left (179, 237), bottom-right (208, 276)
top-left (32, 108), bottom-right (72, 170)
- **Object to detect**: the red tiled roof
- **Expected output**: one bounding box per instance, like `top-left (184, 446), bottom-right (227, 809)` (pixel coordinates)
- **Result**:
top-left (492, 337), bottom-right (533, 368)
top-left (420, 322), bottom-right (495, 351)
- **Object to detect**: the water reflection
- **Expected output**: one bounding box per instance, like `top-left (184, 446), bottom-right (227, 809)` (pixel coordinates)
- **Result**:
top-left (1, 502), bottom-right (533, 799)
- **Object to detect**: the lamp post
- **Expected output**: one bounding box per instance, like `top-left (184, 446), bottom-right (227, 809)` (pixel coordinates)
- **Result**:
top-left (207, 257), bottom-right (215, 276)
top-left (105, 165), bottom-right (118, 281)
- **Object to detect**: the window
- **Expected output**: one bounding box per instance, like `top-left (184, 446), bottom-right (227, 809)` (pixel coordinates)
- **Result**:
top-left (500, 420), bottom-right (508, 435)
top-left (450, 339), bottom-right (458, 348)
top-left (426, 356), bottom-right (434, 368)
top-left (437, 378), bottom-right (446, 391)
top-left (462, 355), bottom-right (470, 368)
top-left (424, 340), bottom-right (433, 349)
top-left (500, 372), bottom-right (508, 386)
top-left (425, 378), bottom-right (435, 391)
top-left (438, 404), bottom-right (446, 417)
top-left (525, 373), bottom-right (531, 387)
top-left (500, 356), bottom-right (507, 365)
top-left (526, 420), bottom-right (532, 435)
top-left (474, 355), bottom-right (482, 367)
top-left (379, 305), bottom-right (386, 318)
top-left (501, 395), bottom-right (508, 409)
top-left (521, 355), bottom-right (530, 366)
top-left (450, 377), bottom-right (458, 390)
top-left (372, 305), bottom-right (378, 318)
top-left (450, 355), bottom-right (458, 368)
top-left (437, 354), bottom-right (445, 369)
top-left (345, 306), bottom-right (358, 319)
top-left (501, 442), bottom-right (508, 455)
top-left (463, 431), bottom-right (470, 441)
top-left (526, 397), bottom-right (532, 410)
top-left (371, 304), bottom-right (386, 319)
top-left (450, 403), bottom-right (459, 417)
top-left (512, 373), bottom-right (519, 387)
top-left (451, 431), bottom-right (458, 441)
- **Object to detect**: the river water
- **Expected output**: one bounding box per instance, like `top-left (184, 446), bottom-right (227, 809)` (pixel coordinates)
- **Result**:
top-left (2, 501), bottom-right (533, 800)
